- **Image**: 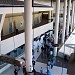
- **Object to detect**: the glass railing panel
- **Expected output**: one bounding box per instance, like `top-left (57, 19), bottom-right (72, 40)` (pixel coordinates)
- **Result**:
top-left (0, 45), bottom-right (25, 69)
top-left (0, 14), bottom-right (2, 22)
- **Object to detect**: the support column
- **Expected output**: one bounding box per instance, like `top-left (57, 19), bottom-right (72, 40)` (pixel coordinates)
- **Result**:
top-left (73, 12), bottom-right (75, 29)
top-left (73, 5), bottom-right (75, 29)
top-left (24, 0), bottom-right (33, 72)
top-left (54, 0), bottom-right (60, 56)
top-left (0, 14), bottom-right (5, 31)
top-left (66, 0), bottom-right (71, 36)
top-left (0, 14), bottom-right (5, 55)
top-left (0, 31), bottom-right (1, 55)
top-left (38, 13), bottom-right (41, 23)
top-left (71, 1), bottom-right (74, 32)
top-left (48, 11), bottom-right (51, 22)
top-left (62, 0), bottom-right (67, 43)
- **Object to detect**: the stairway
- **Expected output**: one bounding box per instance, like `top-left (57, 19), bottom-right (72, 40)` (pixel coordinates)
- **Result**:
top-left (0, 54), bottom-right (21, 66)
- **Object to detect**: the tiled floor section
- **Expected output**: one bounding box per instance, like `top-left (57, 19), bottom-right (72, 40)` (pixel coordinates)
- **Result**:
top-left (37, 53), bottom-right (68, 68)
top-left (1, 65), bottom-right (46, 75)
top-left (67, 61), bottom-right (75, 75)
top-left (1, 47), bottom-right (67, 75)
top-left (35, 62), bottom-right (67, 75)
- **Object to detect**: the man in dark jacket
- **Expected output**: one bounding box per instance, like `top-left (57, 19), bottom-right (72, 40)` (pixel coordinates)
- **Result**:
top-left (23, 66), bottom-right (26, 75)
top-left (14, 69), bottom-right (18, 75)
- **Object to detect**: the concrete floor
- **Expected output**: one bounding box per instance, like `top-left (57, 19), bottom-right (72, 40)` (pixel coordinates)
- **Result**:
top-left (1, 47), bottom-right (67, 75)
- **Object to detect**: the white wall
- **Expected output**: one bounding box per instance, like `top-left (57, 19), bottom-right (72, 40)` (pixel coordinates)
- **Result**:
top-left (0, 7), bottom-right (24, 14)
top-left (73, 15), bottom-right (75, 27)
top-left (14, 33), bottom-right (25, 48)
top-left (1, 33), bottom-right (25, 54)
top-left (33, 22), bottom-right (53, 38)
top-left (1, 37), bottom-right (15, 54)
top-left (1, 22), bottom-right (53, 54)
top-left (0, 7), bottom-right (53, 14)
top-left (34, 0), bottom-right (52, 6)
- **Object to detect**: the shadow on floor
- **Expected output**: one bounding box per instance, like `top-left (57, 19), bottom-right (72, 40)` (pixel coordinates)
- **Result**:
top-left (36, 53), bottom-right (68, 68)
top-left (67, 60), bottom-right (75, 75)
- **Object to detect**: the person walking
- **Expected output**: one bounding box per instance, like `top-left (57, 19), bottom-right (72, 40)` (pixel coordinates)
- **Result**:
top-left (47, 70), bottom-right (51, 75)
top-left (32, 60), bottom-right (35, 69)
top-left (50, 61), bottom-right (53, 69)
top-left (48, 60), bottom-right (50, 68)
top-left (32, 60), bottom-right (36, 75)
top-left (33, 68), bottom-right (36, 75)
top-left (37, 45), bottom-right (39, 52)
top-left (40, 67), bottom-right (43, 75)
top-left (14, 69), bottom-right (18, 75)
top-left (23, 66), bottom-right (26, 75)
top-left (50, 56), bottom-right (56, 69)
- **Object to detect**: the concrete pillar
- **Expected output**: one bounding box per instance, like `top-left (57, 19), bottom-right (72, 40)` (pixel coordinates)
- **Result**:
top-left (73, 6), bottom-right (75, 29)
top-left (0, 14), bottom-right (5, 55)
top-left (71, 1), bottom-right (74, 32)
top-left (24, 0), bottom-right (33, 72)
top-left (62, 0), bottom-right (67, 43)
top-left (54, 0), bottom-right (60, 56)
top-left (0, 31), bottom-right (1, 55)
top-left (0, 14), bottom-right (5, 31)
top-left (48, 11), bottom-right (51, 22)
top-left (73, 13), bottom-right (75, 29)
top-left (66, 0), bottom-right (71, 36)
top-left (38, 13), bottom-right (41, 23)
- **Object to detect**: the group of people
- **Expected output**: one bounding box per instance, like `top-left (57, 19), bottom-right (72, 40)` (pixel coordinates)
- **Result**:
top-left (34, 33), bottom-right (56, 75)
top-left (40, 67), bottom-right (51, 75)
top-left (15, 32), bottom-right (56, 75)
top-left (14, 65), bottom-right (26, 75)
top-left (41, 33), bottom-right (55, 58)
top-left (42, 35), bottom-right (54, 50)
top-left (58, 28), bottom-right (62, 43)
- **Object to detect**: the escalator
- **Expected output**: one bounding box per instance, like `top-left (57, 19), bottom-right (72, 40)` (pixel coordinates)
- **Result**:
top-left (0, 54), bottom-right (21, 67)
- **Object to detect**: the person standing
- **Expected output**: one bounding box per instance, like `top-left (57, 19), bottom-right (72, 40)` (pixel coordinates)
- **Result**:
top-left (40, 67), bottom-right (43, 75)
top-left (47, 70), bottom-right (51, 75)
top-left (48, 60), bottom-right (50, 68)
top-left (49, 51), bottom-right (53, 59)
top-left (37, 45), bottom-right (39, 52)
top-left (33, 68), bottom-right (36, 75)
top-left (23, 66), bottom-right (26, 75)
top-left (50, 61), bottom-right (53, 69)
top-left (32, 60), bottom-right (36, 75)
top-left (14, 69), bottom-right (18, 75)
top-left (32, 60), bottom-right (35, 69)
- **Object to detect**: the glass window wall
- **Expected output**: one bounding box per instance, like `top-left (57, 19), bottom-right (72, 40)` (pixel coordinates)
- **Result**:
top-left (0, 45), bottom-right (25, 69)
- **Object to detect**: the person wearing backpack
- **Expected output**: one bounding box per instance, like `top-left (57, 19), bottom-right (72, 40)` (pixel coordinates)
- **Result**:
top-left (14, 69), bottom-right (18, 75)
top-left (47, 70), bottom-right (51, 75)
top-left (40, 67), bottom-right (43, 75)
